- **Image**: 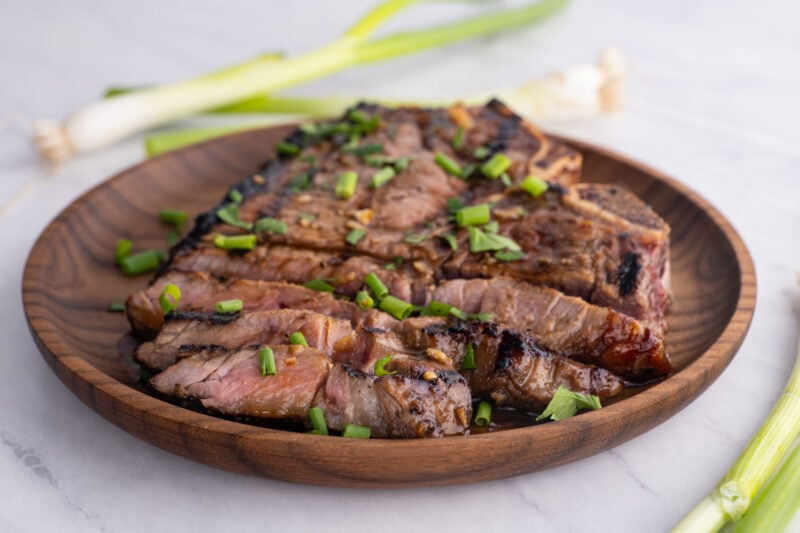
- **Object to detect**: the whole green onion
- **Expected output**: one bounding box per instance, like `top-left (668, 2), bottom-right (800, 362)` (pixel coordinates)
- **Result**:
top-left (213, 233), bottom-right (257, 250)
top-left (520, 175), bottom-right (548, 197)
top-left (379, 295), bottom-right (413, 320)
top-left (308, 406), bottom-right (329, 436)
top-left (158, 283), bottom-right (181, 315)
top-left (434, 151), bottom-right (462, 177)
top-left (456, 204), bottom-right (490, 227)
top-left (335, 171), bottom-right (358, 199)
top-left (342, 424), bottom-right (371, 439)
top-left (365, 272), bottom-right (389, 300)
top-left (259, 347), bottom-right (277, 376)
top-left (215, 299), bottom-right (243, 314)
top-left (481, 153), bottom-right (512, 178)
top-left (288, 332), bottom-right (309, 346)
top-left (475, 401), bottom-right (492, 426)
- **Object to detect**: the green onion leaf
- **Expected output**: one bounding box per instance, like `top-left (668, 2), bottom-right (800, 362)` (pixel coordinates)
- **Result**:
top-left (365, 272), bottom-right (389, 301)
top-left (467, 227), bottom-right (521, 253)
top-left (481, 153), bottom-right (512, 179)
top-left (440, 233), bottom-right (458, 251)
top-left (308, 406), bottom-right (329, 436)
top-left (370, 166), bottom-right (395, 188)
top-left (304, 278), bottom-right (335, 293)
top-left (259, 347), bottom-right (277, 376)
top-left (473, 146), bottom-right (491, 159)
top-left (452, 127), bottom-right (465, 150)
top-left (213, 233), bottom-right (257, 250)
top-left (107, 302), bottom-right (125, 313)
top-left (346, 227), bottom-right (366, 246)
top-left (374, 355), bottom-right (397, 377)
top-left (120, 250), bottom-right (164, 275)
top-left (474, 401), bottom-right (492, 426)
top-left (158, 283), bottom-right (181, 315)
top-left (215, 298), bottom-right (243, 314)
top-left (379, 295), bottom-right (413, 320)
top-left (342, 424), bottom-right (371, 439)
top-left (115, 238), bottom-right (132, 265)
top-left (495, 250), bottom-right (525, 262)
top-left (434, 151), bottom-right (462, 177)
top-left (536, 386), bottom-right (602, 422)
top-left (255, 217), bottom-right (288, 235)
top-left (456, 204), bottom-right (491, 227)
top-left (520, 175), bottom-right (549, 198)
top-left (288, 332), bottom-right (308, 347)
top-left (217, 203), bottom-right (253, 230)
top-left (461, 343), bottom-right (476, 370)
top-left (355, 290), bottom-right (374, 310)
top-left (228, 189), bottom-right (243, 205)
top-left (276, 141), bottom-right (301, 156)
top-left (335, 171), bottom-right (358, 200)
top-left (159, 208), bottom-right (188, 229)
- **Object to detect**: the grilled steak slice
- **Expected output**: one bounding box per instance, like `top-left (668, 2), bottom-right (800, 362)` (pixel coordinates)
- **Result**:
top-left (313, 356), bottom-right (471, 438)
top-left (151, 345), bottom-right (331, 420)
top-left (126, 271), bottom-right (364, 338)
top-left (429, 278), bottom-right (670, 381)
top-left (134, 309), bottom-right (354, 371)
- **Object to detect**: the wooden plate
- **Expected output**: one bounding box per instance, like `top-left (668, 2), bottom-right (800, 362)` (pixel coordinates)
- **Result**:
top-left (22, 126), bottom-right (755, 487)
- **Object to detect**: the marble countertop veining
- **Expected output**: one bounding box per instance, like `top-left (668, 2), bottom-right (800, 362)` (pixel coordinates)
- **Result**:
top-left (2, 1), bottom-right (799, 531)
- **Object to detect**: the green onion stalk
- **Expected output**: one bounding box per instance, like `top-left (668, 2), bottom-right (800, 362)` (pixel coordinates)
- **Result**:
top-left (34, 0), bottom-right (570, 162)
top-left (671, 318), bottom-right (800, 532)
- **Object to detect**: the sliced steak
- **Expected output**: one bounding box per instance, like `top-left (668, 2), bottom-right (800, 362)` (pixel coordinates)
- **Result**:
top-left (429, 278), bottom-right (670, 381)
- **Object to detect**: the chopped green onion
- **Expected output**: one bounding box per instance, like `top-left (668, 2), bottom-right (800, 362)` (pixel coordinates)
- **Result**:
top-left (159, 208), bottom-right (188, 229)
top-left (288, 332), bottom-right (308, 346)
top-left (483, 220), bottom-right (499, 234)
top-left (449, 306), bottom-right (468, 320)
top-left (403, 233), bottom-right (427, 244)
top-left (107, 302), bottom-right (125, 313)
top-left (536, 386), bottom-right (601, 421)
top-left (288, 171), bottom-right (313, 192)
top-left (424, 301), bottom-right (453, 317)
top-left (213, 233), bottom-right (257, 250)
top-left (379, 295), bottom-right (413, 320)
top-left (304, 278), bottom-right (335, 293)
top-left (495, 250), bottom-right (525, 262)
top-left (347, 108), bottom-right (370, 124)
top-left (166, 230), bottom-right (180, 247)
top-left (120, 250), bottom-right (163, 275)
top-left (308, 406), bottom-right (329, 436)
top-left (473, 146), bottom-right (490, 159)
top-left (461, 343), bottom-right (476, 370)
top-left (342, 424), bottom-right (371, 439)
top-left (276, 141), bottom-right (301, 156)
top-left (346, 228), bottom-right (366, 246)
top-left (468, 227), bottom-right (521, 253)
top-left (365, 272), bottom-right (389, 300)
top-left (228, 189), bottom-right (243, 204)
top-left (217, 203), bottom-right (253, 230)
top-left (461, 163), bottom-right (477, 179)
top-left (394, 156), bottom-right (411, 172)
top-left (115, 238), bottom-right (132, 265)
top-left (441, 233), bottom-right (458, 251)
top-left (215, 298), bottom-right (243, 314)
top-left (255, 217), bottom-right (288, 235)
top-left (481, 153), bottom-right (512, 179)
top-left (344, 142), bottom-right (383, 157)
top-left (475, 401), bottom-right (492, 426)
top-left (158, 283), bottom-right (181, 315)
top-left (370, 166), bottom-right (395, 188)
top-left (335, 171), bottom-right (358, 199)
top-left (500, 173), bottom-right (512, 187)
top-left (434, 151), bottom-right (462, 177)
top-left (456, 204), bottom-right (490, 227)
top-left (520, 175), bottom-right (548, 197)
top-left (452, 127), bottom-right (465, 150)
top-left (355, 290), bottom-right (374, 310)
top-left (259, 347), bottom-right (277, 376)
top-left (470, 312), bottom-right (494, 322)
top-left (374, 355), bottom-right (397, 377)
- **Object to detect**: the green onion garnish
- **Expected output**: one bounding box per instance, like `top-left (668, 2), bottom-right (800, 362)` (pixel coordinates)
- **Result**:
top-left (456, 204), bottom-right (491, 227)
top-left (276, 141), bottom-right (301, 156)
top-left (470, 312), bottom-right (494, 322)
top-left (347, 109), bottom-right (370, 124)
top-left (217, 203), bottom-right (253, 230)
top-left (335, 171), bottom-right (358, 200)
top-left (158, 283), bottom-right (181, 315)
top-left (370, 166), bottom-right (395, 188)
top-left (215, 298), bottom-right (243, 314)
top-left (259, 347), bottom-right (277, 376)
top-left (304, 278), bottom-right (335, 293)
top-left (495, 250), bottom-right (525, 262)
top-left (355, 290), bottom-right (374, 310)
top-left (434, 151), bottom-right (462, 177)
top-left (115, 238), bottom-right (132, 265)
top-left (473, 146), bottom-right (490, 159)
top-left (342, 424), bottom-right (371, 439)
top-left (424, 300), bottom-right (453, 317)
top-left (308, 406), bottom-right (329, 436)
top-left (520, 175), bottom-right (548, 197)
top-left (403, 233), bottom-right (427, 244)
top-left (500, 173), bottom-right (512, 187)
top-left (468, 227), bottom-right (521, 253)
top-left (452, 127), bottom-right (465, 150)
top-left (255, 217), bottom-right (288, 235)
top-left (288, 332), bottom-right (309, 347)
top-left (536, 386), bottom-right (601, 421)
top-left (365, 272), bottom-right (389, 301)
top-left (107, 302), bottom-right (125, 313)
top-left (288, 171), bottom-right (313, 192)
top-left (394, 156), bottom-right (411, 172)
top-left (449, 306), bottom-right (468, 320)
top-left (374, 355), bottom-right (397, 377)
top-left (379, 295), bottom-right (413, 320)
top-left (159, 208), bottom-right (188, 229)
top-left (475, 401), bottom-right (492, 426)
top-left (120, 250), bottom-right (163, 275)
top-left (228, 189), bottom-right (243, 204)
top-left (166, 230), bottom-right (180, 247)
top-left (481, 153), bottom-right (512, 179)
top-left (440, 233), bottom-right (458, 251)
top-left (462, 343), bottom-right (476, 370)
top-left (344, 142), bottom-right (383, 157)
top-left (483, 221), bottom-right (499, 234)
top-left (213, 233), bottom-right (257, 250)
top-left (346, 228), bottom-right (366, 246)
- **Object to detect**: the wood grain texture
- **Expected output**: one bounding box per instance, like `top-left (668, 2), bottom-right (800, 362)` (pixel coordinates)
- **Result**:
top-left (22, 127), bottom-right (756, 488)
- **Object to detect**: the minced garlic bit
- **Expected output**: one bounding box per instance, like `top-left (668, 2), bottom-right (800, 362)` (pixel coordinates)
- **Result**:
top-left (413, 260), bottom-right (433, 275)
top-left (285, 356), bottom-right (297, 366)
top-left (455, 407), bottom-right (468, 426)
top-left (426, 348), bottom-right (452, 365)
top-left (448, 103), bottom-right (474, 130)
top-left (422, 370), bottom-right (438, 382)
top-left (289, 344), bottom-right (303, 355)
top-left (353, 208), bottom-right (374, 225)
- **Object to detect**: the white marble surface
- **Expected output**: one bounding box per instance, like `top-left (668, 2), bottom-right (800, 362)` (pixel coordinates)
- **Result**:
top-left (2, 1), bottom-right (800, 531)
